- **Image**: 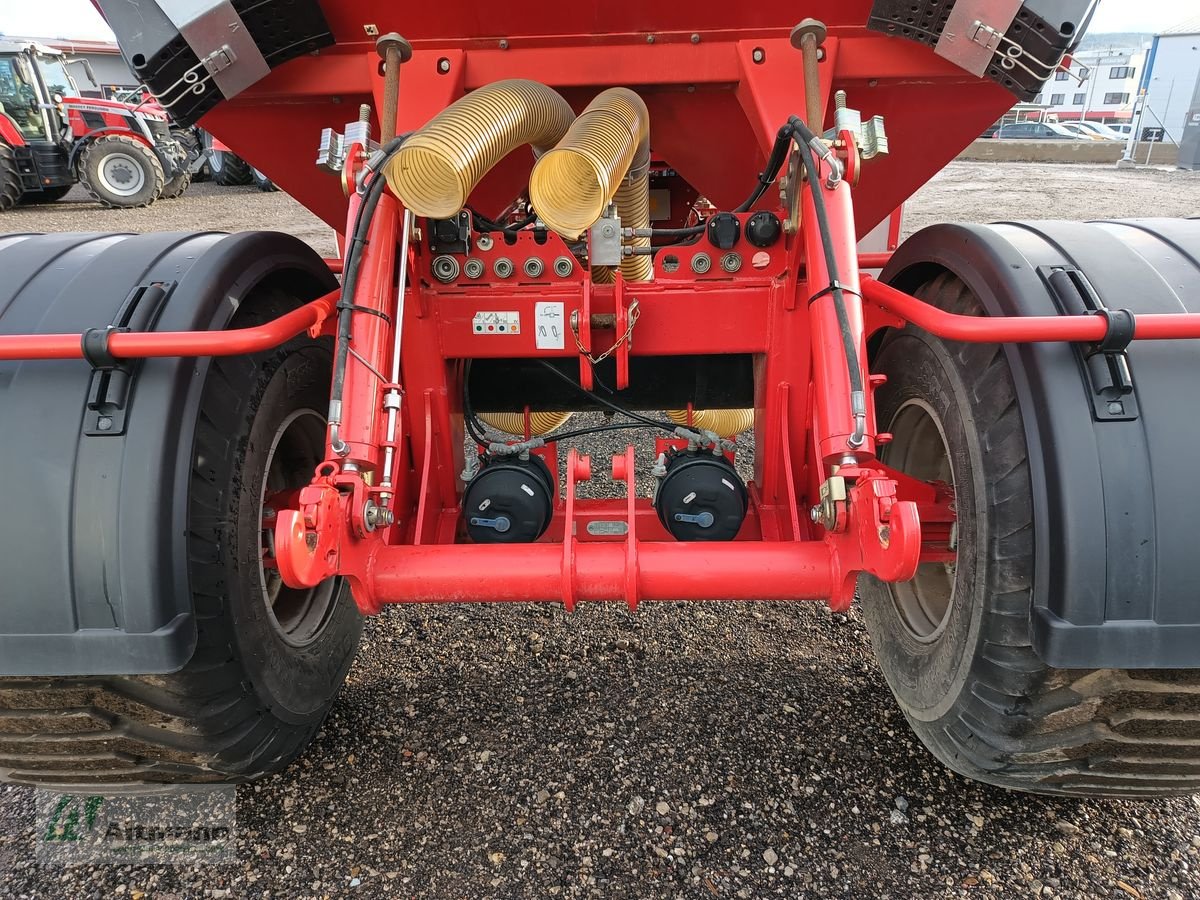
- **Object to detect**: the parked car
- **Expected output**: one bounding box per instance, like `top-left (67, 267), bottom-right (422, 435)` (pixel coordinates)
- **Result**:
top-left (1059, 122), bottom-right (1111, 140)
top-left (1063, 121), bottom-right (1126, 141)
top-left (994, 122), bottom-right (1081, 140)
top-left (1110, 123), bottom-right (1134, 138)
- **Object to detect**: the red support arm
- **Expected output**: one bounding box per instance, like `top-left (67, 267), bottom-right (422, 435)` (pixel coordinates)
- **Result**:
top-left (0, 290), bottom-right (339, 361)
top-left (862, 277), bottom-right (1200, 342)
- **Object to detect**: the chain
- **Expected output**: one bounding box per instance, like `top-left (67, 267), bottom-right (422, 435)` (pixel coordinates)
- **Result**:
top-left (572, 300), bottom-right (640, 366)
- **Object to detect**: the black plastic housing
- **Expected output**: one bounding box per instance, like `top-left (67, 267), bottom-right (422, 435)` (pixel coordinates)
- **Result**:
top-left (0, 231), bottom-right (336, 675)
top-left (882, 219), bottom-right (1200, 668)
top-left (463, 455), bottom-right (555, 543)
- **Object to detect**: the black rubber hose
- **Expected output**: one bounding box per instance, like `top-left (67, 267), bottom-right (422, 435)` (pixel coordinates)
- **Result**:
top-left (461, 360), bottom-right (492, 447)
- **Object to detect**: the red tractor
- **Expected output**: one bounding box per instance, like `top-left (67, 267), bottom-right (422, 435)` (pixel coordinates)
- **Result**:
top-left (4, 0), bottom-right (1200, 800)
top-left (0, 40), bottom-right (188, 210)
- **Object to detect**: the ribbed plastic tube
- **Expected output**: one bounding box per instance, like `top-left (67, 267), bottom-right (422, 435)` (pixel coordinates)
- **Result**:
top-left (665, 408), bottom-right (755, 439)
top-left (478, 411), bottom-right (573, 437)
top-left (385, 80), bottom-right (575, 219)
top-left (529, 87), bottom-right (652, 281)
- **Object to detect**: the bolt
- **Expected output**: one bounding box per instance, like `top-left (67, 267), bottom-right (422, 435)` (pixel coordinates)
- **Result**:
top-left (97, 416), bottom-right (113, 432)
top-left (752, 47), bottom-right (766, 64)
top-left (499, 39), bottom-right (509, 50)
top-left (835, 90), bottom-right (847, 110)
top-left (646, 34), bottom-right (656, 44)
top-left (602, 224), bottom-right (616, 238)
top-left (691, 33), bottom-right (701, 44)
top-left (438, 58), bottom-right (451, 73)
top-left (358, 103), bottom-right (371, 122)
top-left (1108, 401), bottom-right (1124, 415)
top-left (810, 505), bottom-right (821, 524)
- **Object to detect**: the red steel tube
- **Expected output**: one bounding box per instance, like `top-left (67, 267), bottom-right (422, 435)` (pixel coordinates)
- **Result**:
top-left (862, 277), bottom-right (1200, 342)
top-left (0, 290), bottom-right (339, 361)
top-left (324, 257), bottom-right (345, 274)
top-left (371, 541), bottom-right (836, 604)
top-left (858, 252), bottom-right (892, 269)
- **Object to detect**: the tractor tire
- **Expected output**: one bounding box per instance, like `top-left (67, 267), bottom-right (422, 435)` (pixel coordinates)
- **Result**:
top-left (79, 135), bottom-right (164, 208)
top-left (172, 126), bottom-right (208, 182)
top-left (19, 185), bottom-right (73, 204)
top-left (203, 132), bottom-right (252, 186)
top-left (0, 140), bottom-right (22, 212)
top-left (252, 167), bottom-right (279, 192)
top-left (862, 270), bottom-right (1200, 798)
top-left (161, 169), bottom-right (192, 199)
top-left (0, 234), bottom-right (361, 790)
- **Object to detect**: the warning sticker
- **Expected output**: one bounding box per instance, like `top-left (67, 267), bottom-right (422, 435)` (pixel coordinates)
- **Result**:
top-left (472, 311), bottom-right (520, 335)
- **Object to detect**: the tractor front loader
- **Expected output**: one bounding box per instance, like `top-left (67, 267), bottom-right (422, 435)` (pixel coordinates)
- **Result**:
top-left (2, 0), bottom-right (1200, 798)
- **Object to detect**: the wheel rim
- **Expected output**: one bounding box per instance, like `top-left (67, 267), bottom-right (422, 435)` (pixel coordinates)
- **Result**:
top-left (881, 399), bottom-right (957, 642)
top-left (97, 151), bottom-right (146, 197)
top-left (260, 409), bottom-right (339, 647)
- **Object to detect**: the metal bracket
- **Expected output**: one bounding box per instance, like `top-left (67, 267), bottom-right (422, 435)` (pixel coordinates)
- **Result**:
top-left (934, 0), bottom-right (1024, 77)
top-left (158, 0), bottom-right (271, 99)
top-left (81, 282), bottom-right (175, 437)
top-left (1039, 265), bottom-right (1139, 422)
top-left (588, 204), bottom-right (623, 268)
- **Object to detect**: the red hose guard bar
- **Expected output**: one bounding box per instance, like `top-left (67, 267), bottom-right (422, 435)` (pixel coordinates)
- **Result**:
top-left (4, 278), bottom-right (1199, 364)
top-left (861, 277), bottom-right (1200, 342)
top-left (0, 290), bottom-right (339, 361)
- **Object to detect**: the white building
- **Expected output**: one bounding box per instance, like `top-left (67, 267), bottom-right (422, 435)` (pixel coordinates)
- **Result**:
top-left (1139, 15), bottom-right (1200, 145)
top-left (1034, 46), bottom-right (1145, 124)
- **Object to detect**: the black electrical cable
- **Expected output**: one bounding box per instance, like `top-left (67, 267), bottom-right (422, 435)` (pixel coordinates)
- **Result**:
top-left (786, 116), bottom-right (866, 443)
top-left (534, 359), bottom-right (678, 431)
top-left (648, 124), bottom-right (795, 239)
top-left (467, 207), bottom-right (537, 237)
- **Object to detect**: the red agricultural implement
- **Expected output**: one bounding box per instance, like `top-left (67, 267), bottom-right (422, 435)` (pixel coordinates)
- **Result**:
top-left (2, 0), bottom-right (1200, 797)
top-left (0, 41), bottom-right (189, 209)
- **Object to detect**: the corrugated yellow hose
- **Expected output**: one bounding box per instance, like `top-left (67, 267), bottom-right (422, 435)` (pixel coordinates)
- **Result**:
top-left (385, 79), bottom-right (575, 218)
top-left (665, 408), bottom-right (755, 439)
top-left (477, 411), bottom-right (573, 437)
top-left (529, 87), bottom-right (652, 282)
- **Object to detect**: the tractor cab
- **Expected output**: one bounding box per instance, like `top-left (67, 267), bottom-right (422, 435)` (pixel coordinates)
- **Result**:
top-left (0, 42), bottom-right (74, 145)
top-left (0, 40), bottom-right (187, 209)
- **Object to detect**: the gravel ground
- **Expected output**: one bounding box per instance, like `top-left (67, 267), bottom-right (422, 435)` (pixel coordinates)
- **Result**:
top-left (4, 162), bottom-right (1200, 899)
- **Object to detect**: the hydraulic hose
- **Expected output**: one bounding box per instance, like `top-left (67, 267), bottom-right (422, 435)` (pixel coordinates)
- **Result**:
top-left (788, 116), bottom-right (866, 449)
top-left (529, 87), bottom-right (652, 281)
top-left (385, 80), bottom-right (575, 219)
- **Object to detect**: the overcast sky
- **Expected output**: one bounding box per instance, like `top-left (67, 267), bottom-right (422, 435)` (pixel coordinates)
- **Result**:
top-left (0, 0), bottom-right (1193, 43)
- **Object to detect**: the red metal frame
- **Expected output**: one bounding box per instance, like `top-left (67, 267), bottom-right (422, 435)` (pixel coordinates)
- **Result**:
top-left (12, 13), bottom-right (1200, 616)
